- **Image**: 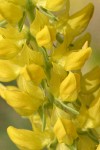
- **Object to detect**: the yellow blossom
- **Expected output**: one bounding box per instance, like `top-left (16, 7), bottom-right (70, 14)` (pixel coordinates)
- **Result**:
top-left (0, 85), bottom-right (44, 116)
top-left (20, 63), bottom-right (45, 85)
top-left (70, 33), bottom-right (91, 50)
top-left (88, 91), bottom-right (100, 128)
top-left (59, 72), bottom-right (80, 102)
top-left (7, 126), bottom-right (53, 150)
top-left (30, 9), bottom-right (48, 36)
top-left (58, 45), bottom-right (92, 71)
top-left (53, 118), bottom-right (78, 145)
top-left (12, 44), bottom-right (44, 67)
top-left (17, 72), bottom-right (45, 99)
top-left (0, 24), bottom-right (25, 40)
top-left (36, 25), bottom-right (52, 47)
top-left (49, 63), bottom-right (67, 97)
top-left (0, 0), bottom-right (23, 24)
top-left (0, 1), bottom-right (98, 150)
top-left (0, 38), bottom-right (21, 59)
top-left (81, 66), bottom-right (100, 94)
top-left (0, 60), bottom-right (21, 82)
top-left (68, 3), bottom-right (94, 37)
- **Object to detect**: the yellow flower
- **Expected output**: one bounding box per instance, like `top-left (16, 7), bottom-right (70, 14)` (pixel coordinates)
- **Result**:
top-left (49, 63), bottom-right (67, 97)
top-left (20, 63), bottom-right (45, 85)
top-left (17, 71), bottom-right (45, 99)
top-left (53, 118), bottom-right (78, 145)
top-left (0, 24), bottom-right (25, 40)
top-left (70, 33), bottom-right (91, 50)
top-left (36, 25), bottom-right (52, 47)
top-left (12, 44), bottom-right (44, 67)
top-left (0, 0), bottom-right (23, 24)
top-left (0, 38), bottom-right (21, 59)
top-left (0, 85), bottom-right (44, 116)
top-left (30, 9), bottom-right (48, 36)
top-left (58, 43), bottom-right (92, 71)
top-left (7, 126), bottom-right (53, 150)
top-left (68, 3), bottom-right (94, 37)
top-left (59, 72), bottom-right (80, 102)
top-left (81, 66), bottom-right (100, 94)
top-left (88, 91), bottom-right (100, 128)
top-left (0, 60), bottom-right (21, 82)
top-left (30, 10), bottom-right (56, 47)
top-left (0, 25), bottom-right (26, 59)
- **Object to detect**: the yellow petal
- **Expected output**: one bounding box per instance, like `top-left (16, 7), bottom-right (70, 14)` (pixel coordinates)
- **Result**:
top-left (20, 63), bottom-right (45, 85)
top-left (0, 39), bottom-right (20, 59)
top-left (0, 1), bottom-right (23, 24)
top-left (6, 0), bottom-right (26, 6)
top-left (46, 0), bottom-right (68, 11)
top-left (59, 72), bottom-right (78, 102)
top-left (0, 60), bottom-right (21, 82)
top-left (17, 74), bottom-right (45, 99)
top-left (0, 24), bottom-right (25, 40)
top-left (59, 47), bottom-right (92, 71)
top-left (56, 143), bottom-right (69, 150)
top-left (0, 14), bottom-right (3, 20)
top-left (7, 126), bottom-right (52, 150)
top-left (49, 63), bottom-right (67, 97)
top-left (68, 3), bottom-right (94, 36)
top-left (30, 9), bottom-right (48, 36)
top-left (88, 92), bottom-right (100, 127)
top-left (36, 25), bottom-right (52, 47)
top-left (53, 118), bottom-right (77, 145)
top-left (81, 66), bottom-right (100, 94)
top-left (12, 44), bottom-right (44, 66)
top-left (96, 144), bottom-right (100, 150)
top-left (0, 85), bottom-right (44, 116)
top-left (70, 33), bottom-right (91, 50)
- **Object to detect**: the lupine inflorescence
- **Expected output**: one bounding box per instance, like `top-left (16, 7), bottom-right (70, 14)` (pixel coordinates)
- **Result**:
top-left (0, 0), bottom-right (100, 150)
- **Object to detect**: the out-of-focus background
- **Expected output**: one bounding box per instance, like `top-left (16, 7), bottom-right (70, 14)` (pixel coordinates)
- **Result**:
top-left (0, 1), bottom-right (100, 150)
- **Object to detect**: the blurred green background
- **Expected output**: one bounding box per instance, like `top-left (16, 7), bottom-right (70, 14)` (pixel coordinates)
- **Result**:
top-left (0, 1), bottom-right (100, 150)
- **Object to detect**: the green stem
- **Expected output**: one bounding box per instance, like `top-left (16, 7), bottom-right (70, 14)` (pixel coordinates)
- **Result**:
top-left (18, 11), bottom-right (26, 32)
top-left (26, 0), bottom-right (35, 22)
top-left (39, 47), bottom-right (52, 79)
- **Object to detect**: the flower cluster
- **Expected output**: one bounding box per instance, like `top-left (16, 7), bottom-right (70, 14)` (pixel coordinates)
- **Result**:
top-left (0, 0), bottom-right (100, 150)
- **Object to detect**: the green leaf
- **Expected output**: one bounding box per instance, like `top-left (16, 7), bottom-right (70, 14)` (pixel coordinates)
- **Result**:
top-left (0, 20), bottom-right (7, 27)
top-left (37, 6), bottom-right (58, 21)
top-left (87, 129), bottom-right (99, 144)
top-left (54, 100), bottom-right (79, 115)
